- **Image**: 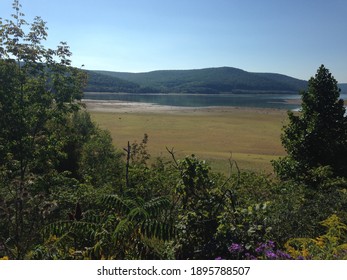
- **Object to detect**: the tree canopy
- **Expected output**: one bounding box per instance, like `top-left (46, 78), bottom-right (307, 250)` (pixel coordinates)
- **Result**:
top-left (0, 0), bottom-right (87, 258)
top-left (273, 65), bottom-right (347, 181)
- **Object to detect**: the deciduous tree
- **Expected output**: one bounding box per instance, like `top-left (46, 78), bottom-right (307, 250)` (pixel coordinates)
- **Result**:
top-left (0, 0), bottom-right (86, 258)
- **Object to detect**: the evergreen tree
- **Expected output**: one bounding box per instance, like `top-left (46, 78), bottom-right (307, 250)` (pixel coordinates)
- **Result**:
top-left (273, 65), bottom-right (347, 181)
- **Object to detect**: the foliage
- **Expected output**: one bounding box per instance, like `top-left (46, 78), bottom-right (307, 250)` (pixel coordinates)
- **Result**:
top-left (220, 240), bottom-right (293, 260)
top-left (0, 0), bottom-right (86, 259)
top-left (267, 170), bottom-right (347, 245)
top-left (273, 65), bottom-right (347, 181)
top-left (87, 67), bottom-right (307, 94)
top-left (38, 193), bottom-right (175, 260)
top-left (99, 193), bottom-right (175, 259)
top-left (220, 215), bottom-right (347, 260)
top-left (79, 129), bottom-right (123, 189)
top-left (271, 65), bottom-right (347, 245)
top-left (84, 70), bottom-right (142, 93)
top-left (56, 110), bottom-right (96, 177)
top-left (216, 201), bottom-right (273, 258)
top-left (285, 215), bottom-right (347, 260)
top-left (171, 154), bottom-right (232, 259)
top-left (123, 135), bottom-right (178, 200)
top-left (1, 1), bottom-right (347, 261)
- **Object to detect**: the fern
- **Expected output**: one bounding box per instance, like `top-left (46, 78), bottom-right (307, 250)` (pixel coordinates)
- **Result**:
top-left (41, 194), bottom-right (176, 259)
top-left (143, 196), bottom-right (171, 217)
top-left (102, 194), bottom-right (132, 214)
top-left (45, 220), bottom-right (97, 239)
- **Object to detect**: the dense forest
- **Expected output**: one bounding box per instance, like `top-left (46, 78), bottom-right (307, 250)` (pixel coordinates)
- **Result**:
top-left (85, 67), bottom-right (309, 94)
top-left (1, 1), bottom-right (347, 260)
top-left (86, 67), bottom-right (347, 95)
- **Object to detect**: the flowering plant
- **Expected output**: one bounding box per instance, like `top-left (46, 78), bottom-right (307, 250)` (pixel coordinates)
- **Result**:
top-left (219, 240), bottom-right (295, 260)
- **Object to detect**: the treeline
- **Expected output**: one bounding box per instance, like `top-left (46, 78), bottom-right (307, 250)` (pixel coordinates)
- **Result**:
top-left (85, 67), bottom-right (309, 94)
top-left (1, 1), bottom-right (347, 260)
top-left (85, 71), bottom-right (160, 93)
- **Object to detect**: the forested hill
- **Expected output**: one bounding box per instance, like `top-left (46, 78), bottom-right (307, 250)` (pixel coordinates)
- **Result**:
top-left (85, 67), bottom-right (309, 94)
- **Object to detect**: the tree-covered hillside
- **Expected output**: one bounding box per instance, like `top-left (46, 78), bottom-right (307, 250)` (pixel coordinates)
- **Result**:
top-left (84, 71), bottom-right (141, 93)
top-left (86, 67), bottom-right (309, 94)
top-left (84, 71), bottom-right (161, 93)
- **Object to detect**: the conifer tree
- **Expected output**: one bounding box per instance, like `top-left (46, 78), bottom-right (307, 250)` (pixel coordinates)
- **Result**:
top-left (273, 65), bottom-right (347, 181)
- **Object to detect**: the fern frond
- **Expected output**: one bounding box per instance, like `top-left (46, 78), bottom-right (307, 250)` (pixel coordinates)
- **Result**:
top-left (102, 194), bottom-right (131, 214)
top-left (128, 207), bottom-right (148, 221)
top-left (143, 196), bottom-right (171, 217)
top-left (140, 219), bottom-right (176, 241)
top-left (113, 219), bottom-right (133, 239)
top-left (45, 220), bottom-right (98, 238)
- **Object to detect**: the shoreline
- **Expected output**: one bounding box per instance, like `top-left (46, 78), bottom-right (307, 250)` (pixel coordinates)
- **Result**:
top-left (82, 99), bottom-right (289, 115)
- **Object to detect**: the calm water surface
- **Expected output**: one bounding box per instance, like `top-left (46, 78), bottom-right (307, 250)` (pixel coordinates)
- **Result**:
top-left (83, 92), bottom-right (347, 110)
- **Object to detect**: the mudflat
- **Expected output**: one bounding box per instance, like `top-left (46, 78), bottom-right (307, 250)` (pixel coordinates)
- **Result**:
top-left (84, 99), bottom-right (288, 115)
top-left (84, 99), bottom-right (289, 174)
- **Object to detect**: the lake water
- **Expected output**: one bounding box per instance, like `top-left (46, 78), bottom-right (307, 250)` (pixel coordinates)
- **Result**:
top-left (83, 92), bottom-right (347, 110)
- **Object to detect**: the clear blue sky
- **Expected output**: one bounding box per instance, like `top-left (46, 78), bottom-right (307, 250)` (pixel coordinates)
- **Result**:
top-left (1, 0), bottom-right (347, 82)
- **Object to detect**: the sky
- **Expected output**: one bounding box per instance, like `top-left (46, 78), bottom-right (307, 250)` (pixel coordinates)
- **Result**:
top-left (1, 0), bottom-right (347, 82)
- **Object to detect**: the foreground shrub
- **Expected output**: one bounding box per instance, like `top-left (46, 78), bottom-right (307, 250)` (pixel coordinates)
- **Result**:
top-left (285, 214), bottom-right (347, 260)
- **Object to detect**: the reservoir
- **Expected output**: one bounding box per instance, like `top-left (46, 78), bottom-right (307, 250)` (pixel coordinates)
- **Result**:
top-left (83, 92), bottom-right (347, 111)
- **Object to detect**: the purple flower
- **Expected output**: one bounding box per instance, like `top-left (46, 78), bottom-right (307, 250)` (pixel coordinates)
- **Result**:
top-left (255, 245), bottom-right (264, 253)
top-left (245, 253), bottom-right (257, 260)
top-left (255, 242), bottom-right (268, 253)
top-left (275, 250), bottom-right (292, 260)
top-left (228, 243), bottom-right (244, 253)
top-left (215, 256), bottom-right (225, 260)
top-left (267, 241), bottom-right (275, 248)
top-left (265, 251), bottom-right (277, 259)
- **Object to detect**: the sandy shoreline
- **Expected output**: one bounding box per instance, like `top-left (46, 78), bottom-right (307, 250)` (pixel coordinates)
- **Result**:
top-left (82, 99), bottom-right (288, 115)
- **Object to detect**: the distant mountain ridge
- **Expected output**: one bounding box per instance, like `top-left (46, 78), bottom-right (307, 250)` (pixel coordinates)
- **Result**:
top-left (84, 66), bottom-right (346, 94)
